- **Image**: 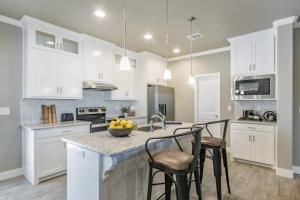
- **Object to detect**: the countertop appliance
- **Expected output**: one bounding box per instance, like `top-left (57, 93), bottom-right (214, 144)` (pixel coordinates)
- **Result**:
top-left (76, 107), bottom-right (107, 133)
top-left (61, 113), bottom-right (74, 122)
top-left (147, 85), bottom-right (174, 122)
top-left (263, 111), bottom-right (277, 122)
top-left (239, 109), bottom-right (262, 121)
top-left (232, 74), bottom-right (275, 100)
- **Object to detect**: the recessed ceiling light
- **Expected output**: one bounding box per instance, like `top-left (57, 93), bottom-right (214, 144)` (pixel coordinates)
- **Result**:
top-left (144, 33), bottom-right (153, 40)
top-left (173, 48), bottom-right (180, 53)
top-left (94, 10), bottom-right (106, 18)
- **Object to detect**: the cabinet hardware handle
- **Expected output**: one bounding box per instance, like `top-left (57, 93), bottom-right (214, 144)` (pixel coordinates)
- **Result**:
top-left (56, 86), bottom-right (59, 93)
top-left (249, 135), bottom-right (251, 142)
top-left (60, 87), bottom-right (63, 94)
top-left (249, 64), bottom-right (252, 71)
top-left (98, 73), bottom-right (101, 79)
top-left (253, 136), bottom-right (255, 142)
top-left (253, 64), bottom-right (256, 71)
top-left (60, 43), bottom-right (62, 50)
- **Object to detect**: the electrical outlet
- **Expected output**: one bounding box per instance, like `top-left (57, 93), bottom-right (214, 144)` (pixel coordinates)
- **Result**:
top-left (0, 107), bottom-right (10, 115)
top-left (228, 105), bottom-right (232, 111)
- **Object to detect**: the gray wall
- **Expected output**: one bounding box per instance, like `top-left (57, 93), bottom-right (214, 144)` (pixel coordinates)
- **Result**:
top-left (277, 23), bottom-right (294, 170)
top-left (167, 51), bottom-right (234, 123)
top-left (293, 28), bottom-right (300, 166)
top-left (0, 22), bottom-right (22, 172)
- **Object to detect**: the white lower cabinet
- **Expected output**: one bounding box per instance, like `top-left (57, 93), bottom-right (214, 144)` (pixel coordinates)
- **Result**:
top-left (22, 124), bottom-right (90, 185)
top-left (37, 137), bottom-right (67, 178)
top-left (231, 123), bottom-right (275, 166)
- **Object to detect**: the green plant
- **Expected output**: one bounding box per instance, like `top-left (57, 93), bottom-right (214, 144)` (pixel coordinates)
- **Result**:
top-left (121, 107), bottom-right (129, 114)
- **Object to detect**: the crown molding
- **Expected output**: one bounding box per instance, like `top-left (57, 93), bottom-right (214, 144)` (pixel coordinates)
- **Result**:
top-left (0, 15), bottom-right (22, 27)
top-left (273, 16), bottom-right (299, 28)
top-left (168, 46), bottom-right (230, 62)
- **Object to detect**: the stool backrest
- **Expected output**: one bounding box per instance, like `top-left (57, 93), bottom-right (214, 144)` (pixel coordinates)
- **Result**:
top-left (145, 127), bottom-right (203, 172)
top-left (193, 119), bottom-right (230, 141)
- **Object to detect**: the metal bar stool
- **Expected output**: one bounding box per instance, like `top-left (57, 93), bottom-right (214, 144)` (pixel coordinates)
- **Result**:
top-left (192, 119), bottom-right (231, 200)
top-left (145, 127), bottom-right (204, 200)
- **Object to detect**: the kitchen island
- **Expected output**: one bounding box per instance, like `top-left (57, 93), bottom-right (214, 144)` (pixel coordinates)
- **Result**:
top-left (62, 123), bottom-right (193, 200)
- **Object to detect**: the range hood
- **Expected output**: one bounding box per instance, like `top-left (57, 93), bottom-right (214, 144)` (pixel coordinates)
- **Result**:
top-left (83, 81), bottom-right (118, 91)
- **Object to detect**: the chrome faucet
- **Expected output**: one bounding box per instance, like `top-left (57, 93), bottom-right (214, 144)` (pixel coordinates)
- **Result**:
top-left (150, 112), bottom-right (166, 132)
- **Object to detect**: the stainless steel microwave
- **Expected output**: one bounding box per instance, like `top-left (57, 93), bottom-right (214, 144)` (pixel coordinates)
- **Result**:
top-left (232, 75), bottom-right (276, 100)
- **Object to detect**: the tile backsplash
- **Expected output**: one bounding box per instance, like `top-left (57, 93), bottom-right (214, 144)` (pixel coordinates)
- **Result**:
top-left (234, 100), bottom-right (277, 119)
top-left (21, 90), bottom-right (133, 124)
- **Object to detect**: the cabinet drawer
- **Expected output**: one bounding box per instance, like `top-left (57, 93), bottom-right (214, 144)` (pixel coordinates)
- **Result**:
top-left (36, 125), bottom-right (90, 139)
top-left (231, 123), bottom-right (275, 133)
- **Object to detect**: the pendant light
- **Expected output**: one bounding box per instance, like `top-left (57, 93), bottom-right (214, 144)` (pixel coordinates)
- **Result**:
top-left (163, 0), bottom-right (172, 80)
top-left (120, 0), bottom-right (130, 70)
top-left (188, 17), bottom-right (196, 85)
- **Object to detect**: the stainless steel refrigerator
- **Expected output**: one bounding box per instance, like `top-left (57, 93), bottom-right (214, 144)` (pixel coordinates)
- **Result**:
top-left (147, 85), bottom-right (175, 122)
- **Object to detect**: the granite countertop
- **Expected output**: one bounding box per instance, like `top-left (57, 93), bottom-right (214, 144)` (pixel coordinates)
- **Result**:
top-left (21, 120), bottom-right (91, 130)
top-left (63, 122), bottom-right (193, 156)
top-left (231, 119), bottom-right (277, 125)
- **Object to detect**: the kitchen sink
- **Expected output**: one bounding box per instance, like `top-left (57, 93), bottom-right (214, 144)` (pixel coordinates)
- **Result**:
top-left (136, 125), bottom-right (162, 132)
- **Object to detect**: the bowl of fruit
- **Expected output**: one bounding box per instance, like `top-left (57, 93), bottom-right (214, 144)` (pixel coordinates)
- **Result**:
top-left (108, 119), bottom-right (134, 137)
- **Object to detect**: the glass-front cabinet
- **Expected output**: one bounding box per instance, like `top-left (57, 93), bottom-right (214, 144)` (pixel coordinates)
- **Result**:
top-left (62, 38), bottom-right (79, 55)
top-left (34, 29), bottom-right (81, 56)
top-left (36, 31), bottom-right (56, 49)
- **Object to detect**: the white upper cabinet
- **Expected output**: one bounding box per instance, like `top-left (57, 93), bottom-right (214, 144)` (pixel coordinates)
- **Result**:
top-left (140, 52), bottom-right (167, 86)
top-left (229, 29), bottom-right (275, 76)
top-left (109, 48), bottom-right (138, 100)
top-left (82, 35), bottom-right (114, 84)
top-left (22, 16), bottom-right (83, 99)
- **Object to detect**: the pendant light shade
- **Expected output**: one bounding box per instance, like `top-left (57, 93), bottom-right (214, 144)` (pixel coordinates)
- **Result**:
top-left (163, 69), bottom-right (172, 80)
top-left (120, 56), bottom-right (130, 70)
top-left (163, 0), bottom-right (172, 80)
top-left (188, 76), bottom-right (195, 85)
top-left (120, 0), bottom-right (130, 71)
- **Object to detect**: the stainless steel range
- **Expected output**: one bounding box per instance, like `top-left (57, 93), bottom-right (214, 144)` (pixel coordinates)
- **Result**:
top-left (76, 107), bottom-right (107, 133)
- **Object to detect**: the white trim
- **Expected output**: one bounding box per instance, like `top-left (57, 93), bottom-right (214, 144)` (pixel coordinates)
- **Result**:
top-left (293, 166), bottom-right (300, 174)
top-left (294, 23), bottom-right (300, 29)
top-left (0, 168), bottom-right (23, 181)
top-left (276, 167), bottom-right (294, 178)
top-left (0, 15), bottom-right (22, 27)
top-left (273, 16), bottom-right (299, 28)
top-left (168, 46), bottom-right (230, 62)
top-left (226, 147), bottom-right (231, 154)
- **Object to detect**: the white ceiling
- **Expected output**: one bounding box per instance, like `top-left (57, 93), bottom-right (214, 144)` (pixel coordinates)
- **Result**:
top-left (0, 0), bottom-right (299, 57)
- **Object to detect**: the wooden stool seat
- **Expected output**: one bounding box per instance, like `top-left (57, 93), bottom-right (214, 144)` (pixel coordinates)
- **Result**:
top-left (192, 136), bottom-right (225, 148)
top-left (150, 150), bottom-right (193, 171)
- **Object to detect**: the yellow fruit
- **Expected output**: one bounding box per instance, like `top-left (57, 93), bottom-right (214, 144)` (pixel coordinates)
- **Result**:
top-left (126, 124), bottom-right (133, 129)
top-left (120, 120), bottom-right (127, 126)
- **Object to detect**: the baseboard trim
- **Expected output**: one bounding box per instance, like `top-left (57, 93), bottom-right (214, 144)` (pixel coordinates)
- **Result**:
top-left (293, 166), bottom-right (300, 174)
top-left (0, 168), bottom-right (23, 181)
top-left (276, 167), bottom-right (294, 178)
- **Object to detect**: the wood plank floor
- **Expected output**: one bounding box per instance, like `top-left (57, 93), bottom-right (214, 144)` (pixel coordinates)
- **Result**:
top-left (1, 160), bottom-right (299, 200)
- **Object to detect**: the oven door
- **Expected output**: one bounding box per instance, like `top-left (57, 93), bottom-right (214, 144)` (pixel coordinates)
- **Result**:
top-left (232, 75), bottom-right (275, 100)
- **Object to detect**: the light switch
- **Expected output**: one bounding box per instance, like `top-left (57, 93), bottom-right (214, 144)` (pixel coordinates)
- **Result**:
top-left (0, 107), bottom-right (10, 115)
top-left (228, 105), bottom-right (232, 111)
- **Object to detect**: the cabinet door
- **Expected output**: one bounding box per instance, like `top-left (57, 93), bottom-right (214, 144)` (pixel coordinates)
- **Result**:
top-left (231, 130), bottom-right (252, 160)
top-left (232, 40), bottom-right (252, 76)
top-left (83, 40), bottom-right (113, 83)
top-left (253, 35), bottom-right (275, 74)
top-left (111, 65), bottom-right (131, 100)
top-left (29, 47), bottom-right (60, 98)
top-left (34, 30), bottom-right (57, 51)
top-left (252, 132), bottom-right (275, 165)
top-left (59, 54), bottom-right (83, 99)
top-left (37, 137), bottom-right (66, 178)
